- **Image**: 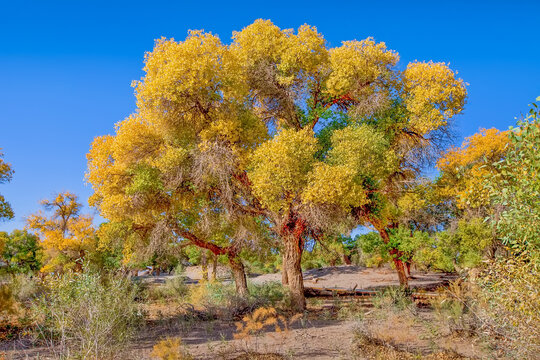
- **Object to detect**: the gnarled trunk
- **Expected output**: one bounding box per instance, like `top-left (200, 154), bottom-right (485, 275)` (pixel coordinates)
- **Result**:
top-left (228, 255), bottom-right (248, 297)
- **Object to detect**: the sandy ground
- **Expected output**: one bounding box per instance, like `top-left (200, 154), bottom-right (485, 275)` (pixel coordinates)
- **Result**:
top-left (145, 265), bottom-right (456, 291)
top-left (125, 318), bottom-right (359, 360)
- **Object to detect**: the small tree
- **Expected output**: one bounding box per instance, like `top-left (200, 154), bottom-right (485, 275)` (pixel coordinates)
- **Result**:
top-left (26, 192), bottom-right (97, 273)
top-left (0, 149), bottom-right (14, 221)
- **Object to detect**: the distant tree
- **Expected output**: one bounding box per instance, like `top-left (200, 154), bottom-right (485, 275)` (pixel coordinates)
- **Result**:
top-left (26, 192), bottom-right (96, 273)
top-left (0, 149), bottom-right (14, 221)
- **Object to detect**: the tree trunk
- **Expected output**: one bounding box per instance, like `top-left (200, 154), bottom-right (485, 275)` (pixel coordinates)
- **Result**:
top-left (283, 235), bottom-right (305, 312)
top-left (390, 250), bottom-right (409, 287)
top-left (281, 253), bottom-right (289, 286)
top-left (211, 253), bottom-right (218, 281)
top-left (376, 226), bottom-right (409, 288)
top-left (201, 251), bottom-right (208, 281)
top-left (229, 255), bottom-right (248, 297)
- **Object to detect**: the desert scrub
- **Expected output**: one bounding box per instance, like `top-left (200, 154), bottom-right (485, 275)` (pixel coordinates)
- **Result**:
top-left (33, 271), bottom-right (142, 359)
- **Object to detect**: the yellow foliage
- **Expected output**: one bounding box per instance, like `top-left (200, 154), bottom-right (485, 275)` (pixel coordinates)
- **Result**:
top-left (249, 128), bottom-right (318, 212)
top-left (327, 38), bottom-right (398, 97)
top-left (151, 337), bottom-right (192, 360)
top-left (327, 124), bottom-right (398, 180)
top-left (234, 306), bottom-right (302, 340)
top-left (402, 61), bottom-right (467, 135)
top-left (437, 128), bottom-right (509, 209)
top-left (26, 192), bottom-right (96, 273)
top-left (303, 163), bottom-right (366, 209)
top-left (84, 19), bottom-right (467, 261)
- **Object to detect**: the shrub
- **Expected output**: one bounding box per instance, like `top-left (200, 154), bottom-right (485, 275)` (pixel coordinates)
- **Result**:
top-left (33, 271), bottom-right (142, 359)
top-left (151, 337), bottom-right (193, 360)
top-left (476, 256), bottom-right (539, 358)
top-left (372, 287), bottom-right (414, 313)
top-left (188, 281), bottom-right (288, 320)
top-left (146, 276), bottom-right (189, 301)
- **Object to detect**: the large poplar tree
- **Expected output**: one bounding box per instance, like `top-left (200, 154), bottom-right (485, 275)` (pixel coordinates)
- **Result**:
top-left (87, 20), bottom-right (466, 310)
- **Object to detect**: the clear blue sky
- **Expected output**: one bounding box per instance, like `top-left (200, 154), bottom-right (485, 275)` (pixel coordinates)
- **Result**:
top-left (1, 0), bottom-right (539, 232)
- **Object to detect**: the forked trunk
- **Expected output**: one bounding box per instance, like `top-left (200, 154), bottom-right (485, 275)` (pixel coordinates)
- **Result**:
top-left (283, 236), bottom-right (305, 311)
top-left (229, 255), bottom-right (248, 297)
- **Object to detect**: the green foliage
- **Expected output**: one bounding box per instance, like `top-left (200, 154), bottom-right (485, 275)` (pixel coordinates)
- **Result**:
top-left (355, 232), bottom-right (390, 267)
top-left (146, 275), bottom-right (189, 301)
top-left (415, 219), bottom-right (494, 272)
top-left (474, 100), bottom-right (540, 358)
top-left (34, 270), bottom-right (142, 358)
top-left (0, 230), bottom-right (43, 274)
top-left (126, 164), bottom-right (164, 195)
top-left (387, 226), bottom-right (430, 262)
top-left (488, 101), bottom-right (540, 255)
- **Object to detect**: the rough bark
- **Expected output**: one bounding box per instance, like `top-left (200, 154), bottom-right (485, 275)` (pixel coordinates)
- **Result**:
top-left (281, 253), bottom-right (289, 286)
top-left (229, 255), bottom-right (248, 297)
top-left (283, 235), bottom-right (305, 311)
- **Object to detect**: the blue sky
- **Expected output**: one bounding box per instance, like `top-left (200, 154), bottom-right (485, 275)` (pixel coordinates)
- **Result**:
top-left (1, 0), bottom-right (539, 232)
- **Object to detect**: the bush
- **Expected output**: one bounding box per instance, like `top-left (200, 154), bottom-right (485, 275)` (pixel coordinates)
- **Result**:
top-left (372, 287), bottom-right (414, 313)
top-left (151, 337), bottom-right (193, 360)
top-left (188, 281), bottom-right (288, 320)
top-left (146, 276), bottom-right (189, 302)
top-left (476, 256), bottom-right (539, 358)
top-left (33, 271), bottom-right (142, 359)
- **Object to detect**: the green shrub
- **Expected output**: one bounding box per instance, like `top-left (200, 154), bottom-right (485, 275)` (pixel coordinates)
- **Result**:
top-left (33, 271), bottom-right (142, 359)
top-left (146, 276), bottom-right (189, 301)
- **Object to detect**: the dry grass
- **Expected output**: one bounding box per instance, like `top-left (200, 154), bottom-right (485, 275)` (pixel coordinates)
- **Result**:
top-left (353, 332), bottom-right (472, 360)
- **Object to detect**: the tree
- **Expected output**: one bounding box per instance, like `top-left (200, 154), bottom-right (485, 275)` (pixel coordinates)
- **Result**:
top-left (0, 229), bottom-right (43, 274)
top-left (475, 100), bottom-right (540, 357)
top-left (86, 20), bottom-right (466, 309)
top-left (26, 192), bottom-right (97, 273)
top-left (0, 149), bottom-right (14, 221)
